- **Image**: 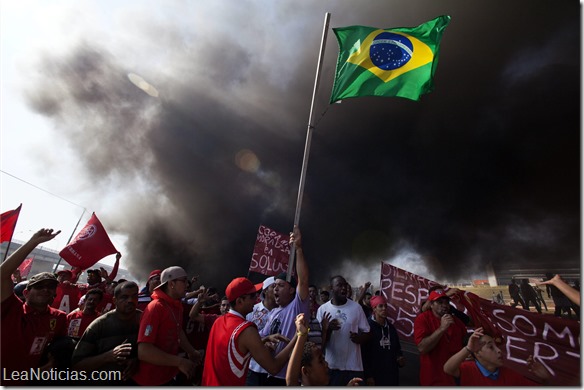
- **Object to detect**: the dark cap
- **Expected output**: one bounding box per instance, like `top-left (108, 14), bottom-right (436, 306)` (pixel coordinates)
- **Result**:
top-left (86, 269), bottom-right (101, 275)
top-left (275, 272), bottom-right (297, 289)
top-left (57, 269), bottom-right (73, 276)
top-left (27, 272), bottom-right (59, 290)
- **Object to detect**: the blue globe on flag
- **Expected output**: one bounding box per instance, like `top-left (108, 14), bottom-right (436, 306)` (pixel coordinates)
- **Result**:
top-left (369, 32), bottom-right (413, 71)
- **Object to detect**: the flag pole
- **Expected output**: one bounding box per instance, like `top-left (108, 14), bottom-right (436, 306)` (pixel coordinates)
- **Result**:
top-left (52, 208), bottom-right (86, 272)
top-left (287, 12), bottom-right (331, 282)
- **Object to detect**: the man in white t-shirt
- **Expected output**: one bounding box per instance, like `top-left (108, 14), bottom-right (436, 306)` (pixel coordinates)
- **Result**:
top-left (317, 275), bottom-right (370, 386)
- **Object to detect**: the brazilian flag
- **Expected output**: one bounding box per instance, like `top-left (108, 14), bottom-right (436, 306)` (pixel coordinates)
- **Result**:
top-left (330, 15), bottom-right (451, 103)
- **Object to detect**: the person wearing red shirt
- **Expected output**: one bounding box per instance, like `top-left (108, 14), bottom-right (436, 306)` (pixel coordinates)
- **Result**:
top-left (99, 280), bottom-right (116, 314)
top-left (67, 288), bottom-right (103, 339)
top-left (0, 229), bottom-right (67, 385)
top-left (52, 269), bottom-right (82, 314)
top-left (133, 266), bottom-right (202, 386)
top-left (414, 289), bottom-right (467, 386)
top-left (444, 327), bottom-right (551, 385)
top-left (201, 277), bottom-right (298, 386)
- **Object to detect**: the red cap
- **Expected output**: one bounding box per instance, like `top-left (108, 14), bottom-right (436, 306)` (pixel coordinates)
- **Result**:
top-left (148, 269), bottom-right (162, 281)
top-left (225, 277), bottom-right (263, 301)
top-left (370, 295), bottom-right (387, 308)
top-left (429, 290), bottom-right (449, 302)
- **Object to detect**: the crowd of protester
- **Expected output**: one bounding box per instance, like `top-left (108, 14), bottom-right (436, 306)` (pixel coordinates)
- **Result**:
top-left (0, 227), bottom-right (580, 386)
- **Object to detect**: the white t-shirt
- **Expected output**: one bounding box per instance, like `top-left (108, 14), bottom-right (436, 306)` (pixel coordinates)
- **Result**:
top-left (316, 299), bottom-right (370, 371)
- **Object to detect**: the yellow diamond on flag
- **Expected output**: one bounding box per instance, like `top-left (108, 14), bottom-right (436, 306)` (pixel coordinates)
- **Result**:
top-left (346, 30), bottom-right (434, 83)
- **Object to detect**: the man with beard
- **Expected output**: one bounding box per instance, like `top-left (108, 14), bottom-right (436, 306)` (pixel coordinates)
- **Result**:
top-left (248, 226), bottom-right (310, 386)
top-left (414, 289), bottom-right (467, 386)
top-left (71, 281), bottom-right (142, 385)
top-left (1, 228), bottom-right (67, 385)
top-left (316, 275), bottom-right (370, 386)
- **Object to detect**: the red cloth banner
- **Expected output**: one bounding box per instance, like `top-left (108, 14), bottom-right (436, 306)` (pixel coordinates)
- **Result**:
top-left (249, 225), bottom-right (293, 276)
top-left (59, 213), bottom-right (118, 269)
top-left (380, 262), bottom-right (580, 386)
top-left (1, 204), bottom-right (22, 243)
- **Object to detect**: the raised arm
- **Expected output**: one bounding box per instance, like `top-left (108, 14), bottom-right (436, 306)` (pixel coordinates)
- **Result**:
top-left (285, 313), bottom-right (308, 385)
top-left (291, 225), bottom-right (309, 301)
top-left (189, 288), bottom-right (209, 323)
top-left (357, 282), bottom-right (371, 305)
top-left (1, 228), bottom-right (60, 302)
top-left (444, 327), bottom-right (483, 378)
top-left (537, 275), bottom-right (580, 306)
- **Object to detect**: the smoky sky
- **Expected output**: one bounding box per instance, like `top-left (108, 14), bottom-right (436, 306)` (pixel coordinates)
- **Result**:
top-left (22, 0), bottom-right (580, 288)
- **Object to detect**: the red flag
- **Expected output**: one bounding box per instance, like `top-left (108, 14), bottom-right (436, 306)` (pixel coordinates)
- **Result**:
top-left (59, 213), bottom-right (118, 269)
top-left (1, 204), bottom-right (22, 243)
top-left (249, 225), bottom-right (293, 276)
top-left (12, 257), bottom-right (34, 282)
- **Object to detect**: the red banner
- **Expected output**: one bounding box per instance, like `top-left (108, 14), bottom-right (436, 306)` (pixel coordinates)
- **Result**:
top-left (249, 225), bottom-right (292, 276)
top-left (380, 262), bottom-right (580, 386)
top-left (59, 213), bottom-right (118, 269)
top-left (12, 257), bottom-right (34, 282)
top-left (1, 204), bottom-right (22, 243)
top-left (19, 257), bottom-right (33, 278)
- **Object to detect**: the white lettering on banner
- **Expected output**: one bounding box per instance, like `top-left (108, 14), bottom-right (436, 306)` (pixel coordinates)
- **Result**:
top-left (505, 335), bottom-right (529, 364)
top-left (381, 276), bottom-right (430, 307)
top-left (250, 253), bottom-right (288, 274)
top-left (542, 322), bottom-right (577, 348)
top-left (534, 342), bottom-right (558, 376)
top-left (512, 315), bottom-right (537, 337)
top-left (257, 226), bottom-right (290, 253)
top-left (387, 302), bottom-right (416, 338)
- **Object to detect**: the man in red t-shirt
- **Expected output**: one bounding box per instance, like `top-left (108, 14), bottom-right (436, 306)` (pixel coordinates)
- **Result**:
top-left (201, 277), bottom-right (299, 386)
top-left (414, 289), bottom-right (467, 386)
top-left (444, 326), bottom-right (551, 385)
top-left (133, 266), bottom-right (202, 386)
top-left (67, 288), bottom-right (103, 339)
top-left (0, 229), bottom-right (67, 385)
top-left (52, 269), bottom-right (82, 314)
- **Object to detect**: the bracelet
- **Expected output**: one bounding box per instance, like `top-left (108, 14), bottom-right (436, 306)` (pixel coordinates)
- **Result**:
top-left (297, 328), bottom-right (310, 337)
top-left (465, 346), bottom-right (474, 355)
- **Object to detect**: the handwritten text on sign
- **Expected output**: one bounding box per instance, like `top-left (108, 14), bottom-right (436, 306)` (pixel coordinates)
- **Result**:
top-left (249, 225), bottom-right (292, 276)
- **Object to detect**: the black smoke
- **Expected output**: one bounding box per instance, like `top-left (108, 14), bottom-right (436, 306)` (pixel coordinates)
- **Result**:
top-left (23, 0), bottom-right (580, 288)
